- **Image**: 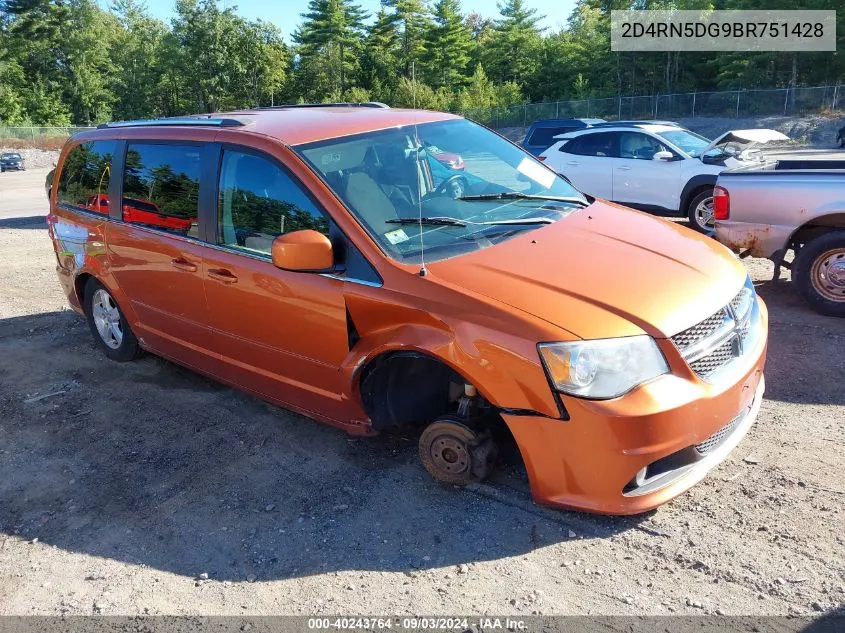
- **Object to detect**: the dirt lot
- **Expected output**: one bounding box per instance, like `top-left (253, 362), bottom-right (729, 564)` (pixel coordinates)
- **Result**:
top-left (0, 171), bottom-right (843, 617)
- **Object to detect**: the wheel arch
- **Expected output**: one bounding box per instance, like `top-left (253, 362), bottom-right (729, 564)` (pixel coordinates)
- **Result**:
top-left (789, 213), bottom-right (845, 249)
top-left (344, 325), bottom-right (563, 431)
top-left (680, 175), bottom-right (717, 213)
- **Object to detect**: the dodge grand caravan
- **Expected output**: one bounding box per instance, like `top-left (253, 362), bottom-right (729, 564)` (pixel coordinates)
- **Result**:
top-left (47, 104), bottom-right (767, 515)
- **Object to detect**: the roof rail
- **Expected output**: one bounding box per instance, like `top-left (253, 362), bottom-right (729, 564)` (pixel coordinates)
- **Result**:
top-left (591, 120), bottom-right (680, 128)
top-left (252, 102), bottom-right (390, 111)
top-left (97, 116), bottom-right (247, 130)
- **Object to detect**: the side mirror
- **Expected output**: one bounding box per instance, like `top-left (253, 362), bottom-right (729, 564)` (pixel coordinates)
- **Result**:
top-left (653, 151), bottom-right (674, 161)
top-left (271, 230), bottom-right (334, 272)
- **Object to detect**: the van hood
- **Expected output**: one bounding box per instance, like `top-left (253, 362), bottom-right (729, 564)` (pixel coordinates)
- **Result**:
top-left (428, 201), bottom-right (747, 340)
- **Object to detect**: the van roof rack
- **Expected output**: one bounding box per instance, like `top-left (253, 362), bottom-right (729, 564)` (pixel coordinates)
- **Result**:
top-left (252, 102), bottom-right (390, 111)
top-left (97, 115), bottom-right (247, 129)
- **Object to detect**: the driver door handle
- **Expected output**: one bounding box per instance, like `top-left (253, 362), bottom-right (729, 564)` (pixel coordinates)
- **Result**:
top-left (617, 165), bottom-right (632, 171)
top-left (208, 268), bottom-right (238, 284)
top-left (566, 161), bottom-right (579, 166)
top-left (171, 257), bottom-right (197, 272)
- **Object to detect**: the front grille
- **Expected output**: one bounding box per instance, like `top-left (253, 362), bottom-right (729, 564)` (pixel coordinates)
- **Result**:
top-left (688, 338), bottom-right (735, 378)
top-left (695, 409), bottom-right (746, 455)
top-left (671, 280), bottom-right (758, 381)
top-left (671, 309), bottom-right (728, 351)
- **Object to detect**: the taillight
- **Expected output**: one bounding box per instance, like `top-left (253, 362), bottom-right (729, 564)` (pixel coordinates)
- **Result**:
top-left (713, 185), bottom-right (729, 221)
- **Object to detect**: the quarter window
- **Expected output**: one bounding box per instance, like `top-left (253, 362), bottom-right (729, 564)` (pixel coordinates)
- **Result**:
top-left (122, 143), bottom-right (201, 235)
top-left (56, 141), bottom-right (117, 214)
top-left (217, 149), bottom-right (329, 256)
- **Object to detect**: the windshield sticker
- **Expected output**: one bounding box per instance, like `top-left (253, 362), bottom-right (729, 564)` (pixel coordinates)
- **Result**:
top-left (321, 152), bottom-right (342, 167)
top-left (516, 157), bottom-right (556, 190)
top-left (384, 228), bottom-right (410, 245)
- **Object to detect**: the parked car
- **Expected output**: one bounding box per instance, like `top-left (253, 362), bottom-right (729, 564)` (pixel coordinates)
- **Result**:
top-left (522, 118), bottom-right (605, 156)
top-left (47, 106), bottom-right (767, 515)
top-left (540, 123), bottom-right (789, 232)
top-left (0, 151), bottom-right (25, 172)
top-left (425, 143), bottom-right (465, 170)
top-left (714, 159), bottom-right (845, 316)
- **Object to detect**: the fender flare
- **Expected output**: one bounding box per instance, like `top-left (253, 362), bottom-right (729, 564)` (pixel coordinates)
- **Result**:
top-left (680, 174), bottom-right (718, 212)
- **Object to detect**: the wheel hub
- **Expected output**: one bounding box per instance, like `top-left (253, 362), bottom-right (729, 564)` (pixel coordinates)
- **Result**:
top-left (696, 197), bottom-right (715, 228)
top-left (431, 437), bottom-right (469, 475)
top-left (92, 288), bottom-right (123, 349)
top-left (811, 249), bottom-right (845, 302)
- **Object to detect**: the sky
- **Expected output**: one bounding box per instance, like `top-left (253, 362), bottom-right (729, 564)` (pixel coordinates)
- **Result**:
top-left (138, 0), bottom-right (577, 40)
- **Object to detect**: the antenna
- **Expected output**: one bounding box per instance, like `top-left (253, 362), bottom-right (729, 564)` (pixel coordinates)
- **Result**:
top-left (412, 61), bottom-right (428, 277)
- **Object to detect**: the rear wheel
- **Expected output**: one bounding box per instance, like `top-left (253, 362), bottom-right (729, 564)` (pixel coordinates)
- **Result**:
top-left (686, 189), bottom-right (715, 234)
top-left (419, 416), bottom-right (497, 486)
top-left (794, 231), bottom-right (845, 317)
top-left (83, 279), bottom-right (142, 361)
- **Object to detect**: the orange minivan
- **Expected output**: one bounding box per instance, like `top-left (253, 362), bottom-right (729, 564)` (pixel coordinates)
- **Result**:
top-left (47, 105), bottom-right (767, 515)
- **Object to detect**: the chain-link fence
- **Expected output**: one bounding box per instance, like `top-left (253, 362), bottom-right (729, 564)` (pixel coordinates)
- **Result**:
top-left (464, 84), bottom-right (844, 129)
top-left (0, 126), bottom-right (94, 149)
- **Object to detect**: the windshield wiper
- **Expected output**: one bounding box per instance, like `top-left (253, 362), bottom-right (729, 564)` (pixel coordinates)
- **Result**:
top-left (386, 217), bottom-right (467, 227)
top-left (458, 191), bottom-right (589, 206)
top-left (386, 216), bottom-right (556, 228)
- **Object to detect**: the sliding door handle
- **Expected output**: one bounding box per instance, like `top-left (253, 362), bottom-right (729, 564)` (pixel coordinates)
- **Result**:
top-left (207, 268), bottom-right (238, 284)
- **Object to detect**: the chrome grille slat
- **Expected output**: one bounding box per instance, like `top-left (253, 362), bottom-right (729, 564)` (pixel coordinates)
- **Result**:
top-left (671, 280), bottom-right (758, 381)
top-left (695, 407), bottom-right (748, 455)
top-left (671, 308), bottom-right (728, 351)
top-left (688, 338), bottom-right (734, 378)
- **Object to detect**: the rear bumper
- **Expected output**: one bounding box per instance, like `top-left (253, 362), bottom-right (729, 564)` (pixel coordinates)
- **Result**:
top-left (715, 220), bottom-right (792, 259)
top-left (501, 302), bottom-right (767, 515)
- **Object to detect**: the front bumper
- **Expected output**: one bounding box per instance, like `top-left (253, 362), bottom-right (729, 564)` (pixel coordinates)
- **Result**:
top-left (1, 163), bottom-right (24, 171)
top-left (501, 301), bottom-right (768, 515)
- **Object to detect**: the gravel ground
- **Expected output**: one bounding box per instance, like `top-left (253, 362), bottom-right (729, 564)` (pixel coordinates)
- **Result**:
top-left (0, 177), bottom-right (843, 618)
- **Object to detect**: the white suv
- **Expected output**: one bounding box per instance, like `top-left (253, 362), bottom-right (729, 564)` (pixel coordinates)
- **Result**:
top-left (540, 123), bottom-right (788, 232)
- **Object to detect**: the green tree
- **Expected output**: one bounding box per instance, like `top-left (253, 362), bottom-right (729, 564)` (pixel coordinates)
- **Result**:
top-left (360, 7), bottom-right (401, 101)
top-left (382, 0), bottom-right (430, 78)
top-left (295, 0), bottom-right (368, 99)
top-left (422, 0), bottom-right (472, 90)
top-left (483, 0), bottom-right (545, 96)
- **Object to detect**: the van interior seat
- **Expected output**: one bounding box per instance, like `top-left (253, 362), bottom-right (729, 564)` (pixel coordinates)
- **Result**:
top-left (344, 172), bottom-right (399, 236)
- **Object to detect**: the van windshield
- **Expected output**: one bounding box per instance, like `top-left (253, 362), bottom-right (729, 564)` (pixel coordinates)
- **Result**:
top-left (296, 118), bottom-right (588, 264)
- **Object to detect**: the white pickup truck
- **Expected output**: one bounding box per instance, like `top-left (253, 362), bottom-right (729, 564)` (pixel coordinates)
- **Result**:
top-left (713, 158), bottom-right (845, 316)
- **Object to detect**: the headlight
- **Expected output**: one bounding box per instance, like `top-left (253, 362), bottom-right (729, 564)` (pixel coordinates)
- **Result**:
top-left (538, 336), bottom-right (669, 399)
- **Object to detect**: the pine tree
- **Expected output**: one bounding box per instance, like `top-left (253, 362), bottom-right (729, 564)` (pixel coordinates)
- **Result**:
top-left (360, 7), bottom-right (401, 101)
top-left (381, 0), bottom-right (430, 79)
top-left (422, 0), bottom-right (472, 90)
top-left (483, 0), bottom-right (544, 91)
top-left (295, 0), bottom-right (368, 99)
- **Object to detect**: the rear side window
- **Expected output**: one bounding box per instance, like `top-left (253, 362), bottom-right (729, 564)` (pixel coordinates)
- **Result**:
top-left (527, 126), bottom-right (576, 146)
top-left (567, 133), bottom-right (618, 158)
top-left (122, 143), bottom-right (201, 235)
top-left (56, 141), bottom-right (117, 214)
top-left (218, 149), bottom-right (329, 256)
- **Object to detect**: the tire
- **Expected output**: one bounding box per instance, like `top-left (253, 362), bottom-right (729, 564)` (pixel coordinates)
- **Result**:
top-left (686, 189), bottom-right (715, 234)
top-left (793, 231), bottom-right (845, 317)
top-left (419, 417), bottom-right (497, 486)
top-left (83, 278), bottom-right (142, 361)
